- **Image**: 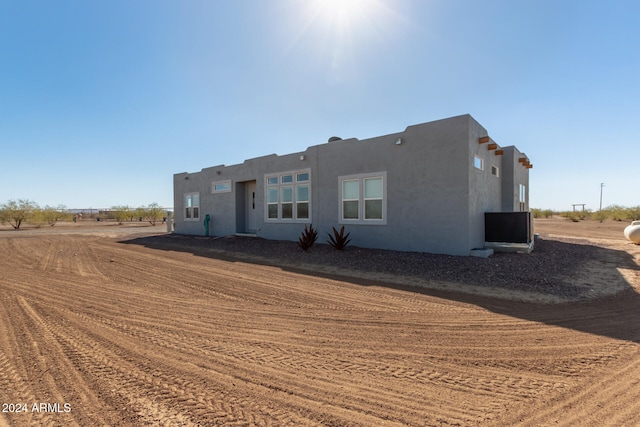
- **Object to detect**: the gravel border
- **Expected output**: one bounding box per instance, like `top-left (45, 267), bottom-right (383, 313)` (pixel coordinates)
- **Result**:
top-left (123, 233), bottom-right (633, 301)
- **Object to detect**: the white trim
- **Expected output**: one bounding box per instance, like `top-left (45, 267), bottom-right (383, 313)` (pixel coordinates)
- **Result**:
top-left (338, 171), bottom-right (387, 225)
top-left (184, 192), bottom-right (200, 221)
top-left (264, 168), bottom-right (311, 223)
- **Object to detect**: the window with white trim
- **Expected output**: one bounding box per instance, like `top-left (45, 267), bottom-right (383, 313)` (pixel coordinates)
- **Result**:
top-left (212, 180), bottom-right (232, 193)
top-left (265, 169), bottom-right (310, 221)
top-left (491, 165), bottom-right (499, 177)
top-left (184, 193), bottom-right (200, 221)
top-left (339, 172), bottom-right (387, 224)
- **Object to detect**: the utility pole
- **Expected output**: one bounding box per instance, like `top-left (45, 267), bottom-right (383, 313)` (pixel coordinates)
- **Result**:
top-left (599, 183), bottom-right (605, 211)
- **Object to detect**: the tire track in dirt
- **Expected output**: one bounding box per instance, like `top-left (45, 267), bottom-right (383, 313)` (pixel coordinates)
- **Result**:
top-left (3, 237), bottom-right (496, 424)
top-left (2, 231), bottom-right (640, 426)
top-left (108, 239), bottom-right (472, 314)
top-left (34, 298), bottom-right (421, 425)
top-left (15, 297), bottom-right (238, 426)
top-left (22, 279), bottom-right (615, 426)
top-left (494, 346), bottom-right (640, 426)
top-left (13, 295), bottom-right (121, 427)
top-left (0, 294), bottom-right (58, 427)
top-left (12, 296), bottom-right (364, 426)
top-left (57, 306), bottom-right (524, 423)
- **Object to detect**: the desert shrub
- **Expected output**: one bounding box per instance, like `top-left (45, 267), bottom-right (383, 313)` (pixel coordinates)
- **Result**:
top-left (27, 209), bottom-right (47, 228)
top-left (592, 210), bottom-right (608, 223)
top-left (627, 206), bottom-right (640, 221)
top-left (607, 205), bottom-right (627, 221)
top-left (328, 226), bottom-right (351, 250)
top-left (579, 210), bottom-right (591, 220)
top-left (531, 208), bottom-right (554, 219)
top-left (560, 211), bottom-right (582, 222)
top-left (39, 205), bottom-right (71, 226)
top-left (297, 224), bottom-right (318, 251)
top-left (560, 210), bottom-right (589, 221)
top-left (612, 206), bottom-right (640, 221)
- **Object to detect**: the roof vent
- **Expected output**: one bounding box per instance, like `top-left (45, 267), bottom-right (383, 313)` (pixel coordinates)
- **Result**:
top-left (328, 136), bottom-right (342, 142)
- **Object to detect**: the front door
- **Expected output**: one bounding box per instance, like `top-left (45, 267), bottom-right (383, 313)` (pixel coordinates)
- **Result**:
top-left (245, 181), bottom-right (257, 232)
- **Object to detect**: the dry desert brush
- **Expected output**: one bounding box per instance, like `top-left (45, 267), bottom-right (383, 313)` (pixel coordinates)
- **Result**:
top-left (328, 226), bottom-right (351, 250)
top-left (297, 224), bottom-right (319, 251)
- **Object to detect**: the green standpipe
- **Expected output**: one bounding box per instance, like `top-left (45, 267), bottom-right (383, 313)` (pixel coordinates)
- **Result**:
top-left (204, 214), bottom-right (211, 237)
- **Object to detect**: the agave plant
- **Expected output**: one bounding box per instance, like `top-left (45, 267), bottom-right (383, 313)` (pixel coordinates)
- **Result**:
top-left (328, 226), bottom-right (351, 250)
top-left (297, 224), bottom-right (318, 251)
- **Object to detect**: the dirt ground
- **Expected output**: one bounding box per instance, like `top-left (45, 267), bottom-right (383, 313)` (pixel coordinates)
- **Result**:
top-left (1, 218), bottom-right (639, 426)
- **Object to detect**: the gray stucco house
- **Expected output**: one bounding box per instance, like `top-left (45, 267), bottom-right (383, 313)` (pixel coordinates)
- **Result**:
top-left (173, 114), bottom-right (532, 256)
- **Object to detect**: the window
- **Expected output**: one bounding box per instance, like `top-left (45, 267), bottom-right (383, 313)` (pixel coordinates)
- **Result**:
top-left (339, 172), bottom-right (387, 224)
top-left (519, 184), bottom-right (527, 211)
top-left (491, 165), bottom-right (499, 177)
top-left (184, 193), bottom-right (199, 221)
top-left (281, 186), bottom-right (293, 219)
top-left (364, 177), bottom-right (383, 220)
top-left (342, 180), bottom-right (359, 219)
top-left (265, 169), bottom-right (310, 221)
top-left (267, 187), bottom-right (278, 219)
top-left (296, 185), bottom-right (309, 219)
top-left (474, 155), bottom-right (484, 170)
top-left (212, 180), bottom-right (232, 193)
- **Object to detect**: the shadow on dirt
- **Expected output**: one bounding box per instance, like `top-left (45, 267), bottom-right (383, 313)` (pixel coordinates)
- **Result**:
top-left (123, 234), bottom-right (640, 343)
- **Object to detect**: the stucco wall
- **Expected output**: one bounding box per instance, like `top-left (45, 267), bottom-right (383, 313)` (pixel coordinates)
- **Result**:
top-left (308, 115), bottom-right (472, 255)
top-left (467, 118), bottom-right (503, 250)
top-left (500, 146), bottom-right (530, 212)
top-left (173, 114), bottom-right (528, 256)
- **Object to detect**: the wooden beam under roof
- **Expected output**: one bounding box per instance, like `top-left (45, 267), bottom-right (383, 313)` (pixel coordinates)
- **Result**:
top-left (478, 136), bottom-right (490, 144)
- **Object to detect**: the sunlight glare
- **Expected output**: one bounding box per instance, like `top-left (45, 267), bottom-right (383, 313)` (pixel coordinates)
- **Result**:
top-left (311, 0), bottom-right (378, 31)
top-left (281, 0), bottom-right (407, 85)
top-left (317, 0), bottom-right (368, 22)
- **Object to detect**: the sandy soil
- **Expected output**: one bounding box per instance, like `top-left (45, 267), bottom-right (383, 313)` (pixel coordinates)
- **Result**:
top-left (1, 218), bottom-right (639, 426)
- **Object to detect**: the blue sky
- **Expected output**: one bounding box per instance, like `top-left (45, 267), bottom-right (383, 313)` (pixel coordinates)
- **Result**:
top-left (1, 0), bottom-right (638, 211)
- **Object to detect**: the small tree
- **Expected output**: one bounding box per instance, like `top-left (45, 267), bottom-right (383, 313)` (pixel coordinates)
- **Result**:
top-left (40, 205), bottom-right (69, 226)
top-left (111, 205), bottom-right (133, 225)
top-left (142, 203), bottom-right (163, 225)
top-left (0, 199), bottom-right (38, 229)
top-left (135, 206), bottom-right (147, 222)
